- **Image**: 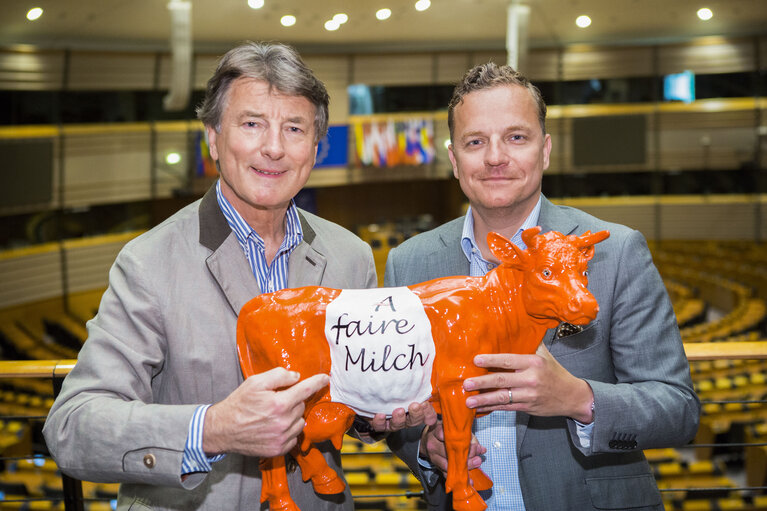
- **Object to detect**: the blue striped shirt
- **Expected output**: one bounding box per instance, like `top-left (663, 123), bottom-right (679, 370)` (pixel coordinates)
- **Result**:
top-left (459, 196), bottom-right (593, 509)
top-left (180, 179), bottom-right (303, 475)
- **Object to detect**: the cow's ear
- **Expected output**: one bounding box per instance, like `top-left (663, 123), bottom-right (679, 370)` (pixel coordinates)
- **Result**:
top-left (520, 226), bottom-right (542, 249)
top-left (488, 232), bottom-right (527, 268)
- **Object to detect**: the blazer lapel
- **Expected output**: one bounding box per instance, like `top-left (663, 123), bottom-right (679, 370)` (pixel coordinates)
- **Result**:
top-left (438, 218), bottom-right (471, 277)
top-left (517, 196), bottom-right (579, 449)
top-left (198, 185), bottom-right (261, 316)
top-left (288, 210), bottom-right (327, 287)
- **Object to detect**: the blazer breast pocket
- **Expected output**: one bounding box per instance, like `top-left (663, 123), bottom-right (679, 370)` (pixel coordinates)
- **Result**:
top-left (546, 319), bottom-right (602, 359)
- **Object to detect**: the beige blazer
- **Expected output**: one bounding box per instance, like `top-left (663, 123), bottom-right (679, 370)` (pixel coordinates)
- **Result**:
top-left (43, 185), bottom-right (377, 510)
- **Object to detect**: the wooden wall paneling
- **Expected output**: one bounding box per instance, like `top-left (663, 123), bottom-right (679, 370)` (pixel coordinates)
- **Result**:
top-left (63, 235), bottom-right (135, 293)
top-left (153, 125), bottom-right (192, 198)
top-left (525, 48), bottom-right (560, 82)
top-left (0, 49), bottom-right (66, 91)
top-left (193, 54), bottom-right (221, 90)
top-left (657, 37), bottom-right (756, 75)
top-left (435, 53), bottom-right (472, 84)
top-left (469, 51), bottom-right (507, 68)
top-left (67, 51), bottom-right (157, 90)
top-left (62, 128), bottom-right (153, 207)
top-left (561, 45), bottom-right (654, 80)
top-left (352, 53), bottom-right (433, 85)
top-left (305, 55), bottom-right (351, 124)
top-left (658, 110), bottom-right (757, 170)
top-left (659, 200), bottom-right (757, 240)
top-left (0, 247), bottom-right (63, 308)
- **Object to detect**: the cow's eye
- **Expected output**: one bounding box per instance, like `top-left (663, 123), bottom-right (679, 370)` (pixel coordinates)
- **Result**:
top-left (541, 268), bottom-right (552, 278)
top-left (583, 270), bottom-right (589, 277)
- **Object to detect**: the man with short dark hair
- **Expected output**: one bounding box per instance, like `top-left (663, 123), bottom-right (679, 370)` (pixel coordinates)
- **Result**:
top-left (386, 62), bottom-right (700, 510)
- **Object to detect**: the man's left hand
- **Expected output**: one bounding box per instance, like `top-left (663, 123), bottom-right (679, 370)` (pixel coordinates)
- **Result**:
top-left (463, 343), bottom-right (594, 423)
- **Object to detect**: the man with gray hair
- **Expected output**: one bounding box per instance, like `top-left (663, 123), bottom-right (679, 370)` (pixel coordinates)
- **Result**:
top-left (44, 41), bottom-right (410, 510)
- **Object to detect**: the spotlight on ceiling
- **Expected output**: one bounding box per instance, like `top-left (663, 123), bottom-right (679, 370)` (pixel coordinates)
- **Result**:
top-left (575, 15), bottom-right (592, 28)
top-left (697, 7), bottom-right (713, 21)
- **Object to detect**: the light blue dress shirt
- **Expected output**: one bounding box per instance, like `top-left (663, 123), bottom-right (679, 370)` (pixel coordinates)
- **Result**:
top-left (180, 179), bottom-right (303, 475)
top-left (456, 196), bottom-right (593, 510)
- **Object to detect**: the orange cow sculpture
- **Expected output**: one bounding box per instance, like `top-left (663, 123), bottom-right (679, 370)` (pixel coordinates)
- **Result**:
top-left (237, 226), bottom-right (609, 511)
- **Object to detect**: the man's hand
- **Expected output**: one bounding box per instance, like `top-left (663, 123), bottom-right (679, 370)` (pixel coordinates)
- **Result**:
top-left (203, 368), bottom-right (329, 457)
top-left (369, 400), bottom-right (438, 432)
top-left (463, 344), bottom-right (594, 423)
top-left (419, 422), bottom-right (486, 477)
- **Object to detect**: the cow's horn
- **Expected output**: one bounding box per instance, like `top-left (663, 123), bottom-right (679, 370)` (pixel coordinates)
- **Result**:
top-left (575, 230), bottom-right (610, 248)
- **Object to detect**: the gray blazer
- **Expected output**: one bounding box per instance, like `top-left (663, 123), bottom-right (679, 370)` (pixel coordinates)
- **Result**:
top-left (385, 196), bottom-right (700, 510)
top-left (43, 185), bottom-right (377, 510)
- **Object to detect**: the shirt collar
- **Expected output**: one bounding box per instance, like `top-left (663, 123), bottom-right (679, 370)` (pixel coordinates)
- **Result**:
top-left (215, 179), bottom-right (303, 253)
top-left (461, 195), bottom-right (542, 266)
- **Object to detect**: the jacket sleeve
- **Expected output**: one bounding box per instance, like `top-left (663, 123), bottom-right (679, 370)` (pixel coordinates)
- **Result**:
top-left (566, 229), bottom-right (700, 455)
top-left (43, 247), bottom-right (198, 487)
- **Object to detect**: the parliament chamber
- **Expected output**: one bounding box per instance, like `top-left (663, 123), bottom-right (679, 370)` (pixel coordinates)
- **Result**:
top-left (0, 20), bottom-right (765, 511)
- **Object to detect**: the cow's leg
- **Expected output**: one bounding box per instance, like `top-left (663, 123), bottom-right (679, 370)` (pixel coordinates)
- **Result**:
top-left (440, 383), bottom-right (487, 511)
top-left (259, 456), bottom-right (300, 511)
top-left (294, 401), bottom-right (355, 495)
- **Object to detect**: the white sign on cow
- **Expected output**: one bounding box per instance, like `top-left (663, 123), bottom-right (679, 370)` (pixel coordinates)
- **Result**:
top-left (324, 287), bottom-right (435, 417)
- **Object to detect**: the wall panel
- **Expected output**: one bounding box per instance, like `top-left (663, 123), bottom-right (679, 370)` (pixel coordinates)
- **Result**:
top-left (0, 50), bottom-right (65, 90)
top-left (352, 53), bottom-right (433, 85)
top-left (658, 38), bottom-right (755, 75)
top-left (660, 200), bottom-right (757, 240)
top-left (68, 51), bottom-right (157, 90)
top-left (0, 247), bottom-right (63, 308)
top-left (435, 53), bottom-right (471, 84)
top-left (62, 129), bottom-right (152, 206)
top-left (562, 46), bottom-right (653, 80)
top-left (64, 234), bottom-right (136, 293)
top-left (525, 48), bottom-right (560, 81)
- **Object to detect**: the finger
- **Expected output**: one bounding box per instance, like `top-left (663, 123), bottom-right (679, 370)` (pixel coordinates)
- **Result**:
top-left (464, 371), bottom-right (516, 392)
top-left (370, 413), bottom-right (388, 431)
top-left (389, 408), bottom-right (408, 430)
top-left (419, 402), bottom-right (438, 427)
top-left (246, 367), bottom-right (301, 391)
top-left (473, 353), bottom-right (526, 370)
top-left (466, 388), bottom-right (517, 409)
top-left (281, 373), bottom-right (330, 403)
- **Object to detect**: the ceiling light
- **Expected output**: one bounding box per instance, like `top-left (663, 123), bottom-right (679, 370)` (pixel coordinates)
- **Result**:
top-left (376, 8), bottom-right (392, 20)
top-left (333, 13), bottom-right (348, 24)
top-left (247, 0), bottom-right (264, 9)
top-left (325, 19), bottom-right (340, 31)
top-left (697, 7), bottom-right (713, 21)
top-left (575, 15), bottom-right (591, 28)
top-left (280, 15), bottom-right (296, 27)
top-left (26, 7), bottom-right (43, 21)
top-left (165, 152), bottom-right (182, 165)
top-left (415, 0), bottom-right (431, 12)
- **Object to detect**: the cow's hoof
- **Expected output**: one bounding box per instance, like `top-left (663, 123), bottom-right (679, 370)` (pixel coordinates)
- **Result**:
top-left (469, 468), bottom-right (493, 491)
top-left (452, 487), bottom-right (488, 511)
top-left (311, 473), bottom-right (346, 495)
top-left (267, 497), bottom-right (301, 511)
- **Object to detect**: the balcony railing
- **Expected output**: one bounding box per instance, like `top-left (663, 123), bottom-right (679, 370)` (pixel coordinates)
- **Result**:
top-left (0, 340), bottom-right (765, 510)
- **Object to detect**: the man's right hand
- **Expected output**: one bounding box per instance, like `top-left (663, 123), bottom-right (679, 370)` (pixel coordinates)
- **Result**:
top-left (202, 367), bottom-right (329, 457)
top-left (419, 422), bottom-right (486, 476)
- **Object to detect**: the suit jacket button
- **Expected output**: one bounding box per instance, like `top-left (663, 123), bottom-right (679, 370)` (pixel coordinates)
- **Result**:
top-left (143, 454), bottom-right (156, 469)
